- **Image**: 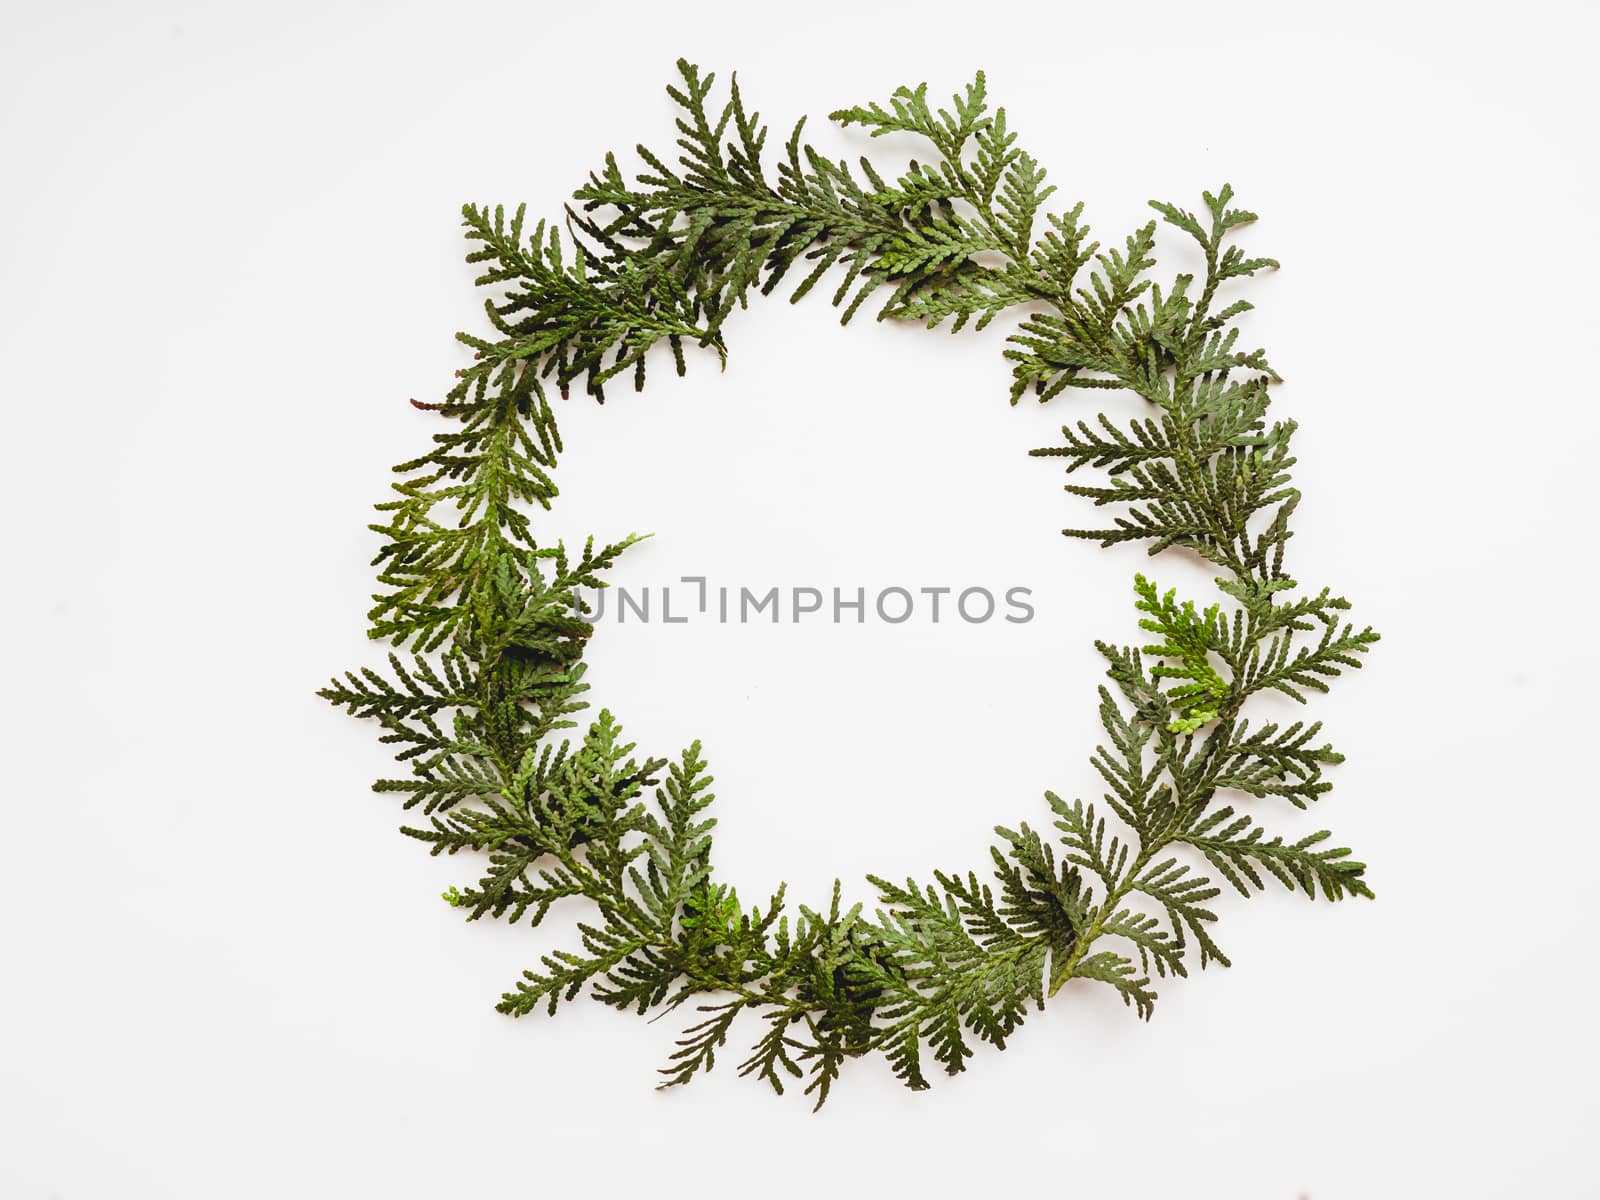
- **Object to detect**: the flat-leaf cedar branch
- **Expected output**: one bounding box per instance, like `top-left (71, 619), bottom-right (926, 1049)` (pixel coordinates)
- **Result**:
top-left (320, 60), bottom-right (1380, 1107)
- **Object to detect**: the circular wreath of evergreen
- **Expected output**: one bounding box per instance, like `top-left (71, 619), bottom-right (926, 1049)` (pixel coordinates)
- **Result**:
top-left (321, 62), bottom-right (1379, 1107)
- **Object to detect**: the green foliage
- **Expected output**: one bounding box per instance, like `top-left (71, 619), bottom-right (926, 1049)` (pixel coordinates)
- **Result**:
top-left (322, 62), bottom-right (1381, 1106)
top-left (1132, 574), bottom-right (1230, 733)
top-left (567, 60), bottom-right (1063, 342)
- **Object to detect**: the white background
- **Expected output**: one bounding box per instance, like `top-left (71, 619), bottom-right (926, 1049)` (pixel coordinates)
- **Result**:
top-left (4, 1), bottom-right (1597, 1196)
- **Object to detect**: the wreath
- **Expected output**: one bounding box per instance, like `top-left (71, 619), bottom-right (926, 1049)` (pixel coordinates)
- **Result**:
top-left (321, 62), bottom-right (1380, 1107)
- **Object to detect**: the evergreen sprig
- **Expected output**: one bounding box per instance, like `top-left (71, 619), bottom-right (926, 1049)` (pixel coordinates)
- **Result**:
top-left (321, 61), bottom-right (1380, 1107)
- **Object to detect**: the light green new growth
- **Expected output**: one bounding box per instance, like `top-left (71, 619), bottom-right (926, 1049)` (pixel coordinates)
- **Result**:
top-left (320, 62), bottom-right (1380, 1107)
